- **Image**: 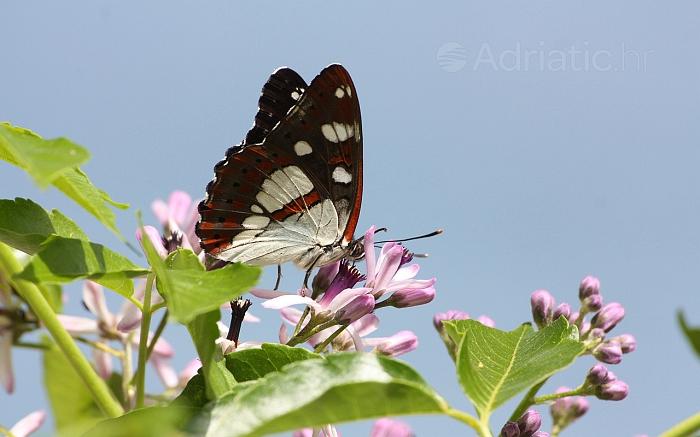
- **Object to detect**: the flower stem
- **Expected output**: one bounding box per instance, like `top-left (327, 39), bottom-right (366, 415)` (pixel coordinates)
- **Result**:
top-left (13, 341), bottom-right (49, 350)
top-left (134, 273), bottom-right (155, 408)
top-left (122, 335), bottom-right (134, 409)
top-left (0, 242), bottom-right (123, 418)
top-left (313, 325), bottom-right (347, 353)
top-left (130, 309), bottom-right (168, 386)
top-left (74, 337), bottom-right (124, 357)
top-left (508, 378), bottom-right (548, 421)
top-left (445, 408), bottom-right (492, 437)
top-left (287, 319), bottom-right (338, 347)
top-left (532, 386), bottom-right (587, 404)
top-left (659, 410), bottom-right (700, 437)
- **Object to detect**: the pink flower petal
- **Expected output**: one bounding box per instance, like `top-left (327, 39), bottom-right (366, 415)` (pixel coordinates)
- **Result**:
top-left (0, 331), bottom-right (15, 393)
top-left (82, 281), bottom-right (112, 324)
top-left (393, 264), bottom-right (420, 282)
top-left (136, 226), bottom-right (168, 258)
top-left (92, 348), bottom-right (112, 379)
top-left (351, 314), bottom-right (380, 337)
top-left (151, 355), bottom-right (178, 388)
top-left (384, 278), bottom-right (436, 294)
top-left (244, 312), bottom-right (261, 323)
top-left (262, 295), bottom-right (318, 310)
top-left (151, 199), bottom-right (170, 226)
top-left (371, 418), bottom-right (412, 437)
top-left (56, 315), bottom-right (99, 334)
top-left (10, 410), bottom-right (46, 437)
top-left (278, 323), bottom-right (289, 344)
top-left (249, 288), bottom-right (290, 299)
top-left (216, 321), bottom-right (229, 338)
top-left (363, 226), bottom-right (377, 281)
top-left (178, 359), bottom-right (201, 386)
top-left (372, 246), bottom-right (404, 294)
top-left (327, 287), bottom-right (372, 313)
top-left (168, 191), bottom-right (193, 226)
top-left (151, 335), bottom-right (175, 358)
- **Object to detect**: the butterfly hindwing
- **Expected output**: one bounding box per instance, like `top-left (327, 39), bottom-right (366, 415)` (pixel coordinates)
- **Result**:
top-left (197, 64), bottom-right (363, 269)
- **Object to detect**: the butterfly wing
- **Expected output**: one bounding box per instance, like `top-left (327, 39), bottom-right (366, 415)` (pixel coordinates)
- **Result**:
top-left (196, 64), bottom-right (363, 269)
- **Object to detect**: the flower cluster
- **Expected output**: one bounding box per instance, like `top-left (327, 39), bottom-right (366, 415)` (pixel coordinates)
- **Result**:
top-left (585, 364), bottom-right (629, 401)
top-left (254, 226), bottom-right (435, 355)
top-left (530, 275), bottom-right (636, 365)
top-left (500, 410), bottom-right (549, 437)
top-left (549, 387), bottom-right (589, 433)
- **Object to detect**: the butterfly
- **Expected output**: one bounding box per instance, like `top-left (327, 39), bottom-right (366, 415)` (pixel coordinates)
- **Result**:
top-left (195, 64), bottom-right (365, 274)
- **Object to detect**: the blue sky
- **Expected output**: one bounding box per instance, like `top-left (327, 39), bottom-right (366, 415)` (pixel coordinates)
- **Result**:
top-left (1, 1), bottom-right (700, 435)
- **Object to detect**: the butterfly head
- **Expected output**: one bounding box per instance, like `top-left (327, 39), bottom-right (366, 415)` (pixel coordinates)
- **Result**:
top-left (345, 238), bottom-right (366, 261)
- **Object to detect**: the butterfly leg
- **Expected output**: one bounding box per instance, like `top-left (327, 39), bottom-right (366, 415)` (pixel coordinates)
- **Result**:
top-left (273, 264), bottom-right (282, 291)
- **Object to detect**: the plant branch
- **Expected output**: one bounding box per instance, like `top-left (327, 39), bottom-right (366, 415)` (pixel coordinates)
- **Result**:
top-left (313, 325), bottom-right (347, 353)
top-left (533, 386), bottom-right (587, 404)
top-left (445, 408), bottom-right (492, 437)
top-left (509, 378), bottom-right (548, 421)
top-left (659, 410), bottom-right (700, 437)
top-left (130, 309), bottom-right (169, 386)
top-left (134, 273), bottom-right (154, 408)
top-left (74, 337), bottom-right (124, 357)
top-left (0, 242), bottom-right (123, 418)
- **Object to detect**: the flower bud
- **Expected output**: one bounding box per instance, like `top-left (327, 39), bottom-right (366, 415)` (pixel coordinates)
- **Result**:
top-left (610, 334), bottom-right (636, 353)
top-left (550, 386), bottom-right (589, 430)
top-left (517, 410), bottom-right (542, 434)
top-left (477, 315), bottom-right (496, 328)
top-left (567, 311), bottom-right (579, 325)
top-left (389, 286), bottom-right (436, 308)
top-left (531, 433), bottom-right (550, 437)
top-left (596, 380), bottom-right (629, 401)
top-left (579, 276), bottom-right (600, 300)
top-left (581, 294), bottom-right (603, 312)
top-left (586, 364), bottom-right (615, 386)
top-left (593, 342), bottom-right (623, 364)
top-left (433, 310), bottom-right (470, 332)
top-left (335, 295), bottom-right (375, 324)
top-left (587, 328), bottom-right (605, 341)
top-left (553, 303), bottom-right (571, 321)
top-left (531, 290), bottom-right (555, 328)
top-left (371, 418), bottom-right (413, 437)
top-left (500, 422), bottom-right (520, 437)
top-left (591, 302), bottom-right (625, 333)
top-left (374, 331), bottom-right (418, 357)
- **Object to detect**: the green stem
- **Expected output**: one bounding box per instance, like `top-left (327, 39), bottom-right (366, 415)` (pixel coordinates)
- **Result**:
top-left (509, 379), bottom-right (548, 421)
top-left (659, 411), bottom-right (700, 437)
top-left (130, 309), bottom-right (169, 386)
top-left (533, 386), bottom-right (587, 404)
top-left (134, 273), bottom-right (155, 408)
top-left (0, 242), bottom-right (123, 418)
top-left (74, 337), bottom-right (124, 357)
top-left (292, 306), bottom-right (311, 337)
top-left (121, 335), bottom-right (134, 410)
top-left (445, 408), bottom-right (491, 437)
top-left (286, 319), bottom-right (337, 347)
top-left (313, 325), bottom-right (347, 353)
top-left (14, 341), bottom-right (49, 350)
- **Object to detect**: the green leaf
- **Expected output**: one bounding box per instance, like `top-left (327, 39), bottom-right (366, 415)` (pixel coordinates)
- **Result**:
top-left (206, 353), bottom-right (449, 436)
top-left (154, 249), bottom-right (261, 324)
top-left (187, 309), bottom-right (236, 399)
top-left (83, 406), bottom-right (196, 437)
top-left (445, 318), bottom-right (584, 418)
top-left (49, 209), bottom-right (89, 241)
top-left (678, 310), bottom-right (700, 359)
top-left (225, 343), bottom-right (321, 382)
top-left (172, 372), bottom-right (208, 409)
top-left (52, 168), bottom-right (128, 239)
top-left (43, 339), bottom-right (105, 435)
top-left (0, 123), bottom-right (128, 238)
top-left (15, 235), bottom-right (148, 296)
top-left (0, 198), bottom-right (57, 254)
top-left (0, 122), bottom-right (89, 186)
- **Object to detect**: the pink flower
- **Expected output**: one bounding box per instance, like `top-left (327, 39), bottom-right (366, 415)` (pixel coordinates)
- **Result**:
top-left (293, 425), bottom-right (340, 437)
top-left (57, 281), bottom-right (169, 380)
top-left (371, 418), bottom-right (413, 437)
top-left (363, 226), bottom-right (436, 302)
top-left (151, 191), bottom-right (200, 253)
top-left (258, 262), bottom-right (374, 326)
top-left (8, 410), bottom-right (46, 437)
top-left (364, 331), bottom-right (418, 357)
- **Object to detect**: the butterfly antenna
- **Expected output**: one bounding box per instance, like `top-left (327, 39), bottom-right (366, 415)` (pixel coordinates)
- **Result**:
top-left (375, 228), bottom-right (443, 244)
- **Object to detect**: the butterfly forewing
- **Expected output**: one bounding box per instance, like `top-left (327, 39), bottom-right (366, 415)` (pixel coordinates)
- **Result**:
top-left (197, 64), bottom-right (363, 270)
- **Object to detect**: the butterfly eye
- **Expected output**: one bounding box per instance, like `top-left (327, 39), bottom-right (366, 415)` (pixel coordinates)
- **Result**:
top-left (348, 240), bottom-right (365, 260)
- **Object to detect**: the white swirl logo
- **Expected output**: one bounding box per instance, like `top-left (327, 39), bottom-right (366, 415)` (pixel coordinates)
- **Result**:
top-left (436, 42), bottom-right (467, 72)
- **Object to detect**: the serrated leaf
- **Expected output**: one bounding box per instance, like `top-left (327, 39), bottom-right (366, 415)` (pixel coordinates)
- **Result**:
top-left (445, 318), bottom-right (584, 418)
top-left (49, 209), bottom-right (89, 241)
top-left (15, 235), bottom-right (148, 296)
top-left (153, 249), bottom-right (261, 324)
top-left (43, 339), bottom-right (105, 435)
top-left (0, 122), bottom-right (89, 186)
top-left (205, 353), bottom-right (449, 437)
top-left (678, 311), bottom-right (700, 359)
top-left (225, 343), bottom-right (321, 382)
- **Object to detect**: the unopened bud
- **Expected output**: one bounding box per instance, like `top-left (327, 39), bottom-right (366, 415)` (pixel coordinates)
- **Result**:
top-left (531, 290), bottom-right (555, 328)
top-left (596, 380), bottom-right (629, 401)
top-left (389, 286), bottom-right (436, 308)
top-left (586, 364), bottom-right (615, 386)
top-left (500, 422), bottom-right (520, 437)
top-left (593, 342), bottom-right (623, 364)
top-left (579, 276), bottom-right (600, 300)
top-left (336, 295), bottom-right (375, 324)
top-left (553, 303), bottom-right (572, 321)
top-left (433, 310), bottom-right (470, 332)
top-left (477, 315), bottom-right (496, 328)
top-left (581, 294), bottom-right (603, 312)
top-left (610, 334), bottom-right (636, 353)
top-left (591, 302), bottom-right (625, 333)
top-left (517, 410), bottom-right (542, 434)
